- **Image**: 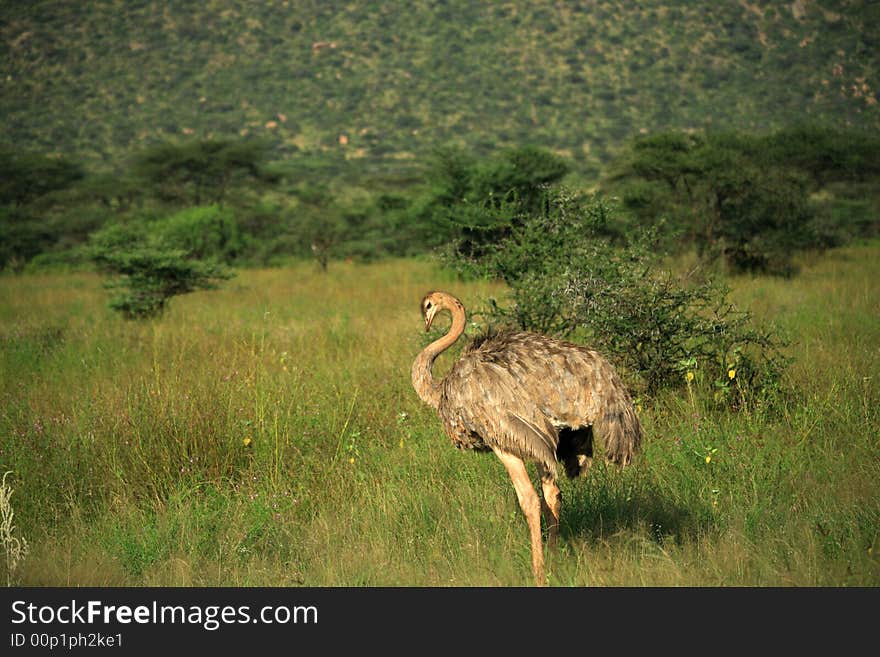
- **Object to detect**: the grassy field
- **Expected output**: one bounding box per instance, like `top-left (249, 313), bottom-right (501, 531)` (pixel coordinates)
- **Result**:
top-left (1, 245), bottom-right (878, 586)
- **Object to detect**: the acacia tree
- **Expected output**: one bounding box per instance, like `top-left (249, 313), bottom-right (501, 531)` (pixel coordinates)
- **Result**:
top-left (131, 138), bottom-right (279, 206)
top-left (416, 145), bottom-right (571, 260)
top-left (608, 131), bottom-right (819, 274)
top-left (0, 149), bottom-right (85, 207)
top-left (0, 149), bottom-right (86, 270)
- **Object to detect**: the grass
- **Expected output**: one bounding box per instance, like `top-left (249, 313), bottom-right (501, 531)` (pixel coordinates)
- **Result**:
top-left (0, 247), bottom-right (878, 586)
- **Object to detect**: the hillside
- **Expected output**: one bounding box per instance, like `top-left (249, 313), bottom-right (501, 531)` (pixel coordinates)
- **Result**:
top-left (2, 0), bottom-right (879, 182)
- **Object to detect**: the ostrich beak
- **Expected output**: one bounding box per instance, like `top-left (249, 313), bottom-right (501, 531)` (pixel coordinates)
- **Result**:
top-left (424, 305), bottom-right (438, 332)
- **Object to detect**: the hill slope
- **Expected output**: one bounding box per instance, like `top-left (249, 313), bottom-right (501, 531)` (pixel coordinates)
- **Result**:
top-left (2, 0), bottom-right (878, 179)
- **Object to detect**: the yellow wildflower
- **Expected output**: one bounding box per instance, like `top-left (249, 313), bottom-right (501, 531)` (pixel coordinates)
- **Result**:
top-left (705, 454), bottom-right (711, 464)
top-left (686, 371), bottom-right (695, 382)
top-left (349, 457), bottom-right (355, 464)
top-left (243, 437), bottom-right (252, 447)
top-left (728, 369), bottom-right (736, 380)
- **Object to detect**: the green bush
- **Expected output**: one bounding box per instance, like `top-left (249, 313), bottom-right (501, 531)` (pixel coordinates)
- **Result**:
top-left (560, 264), bottom-right (788, 400)
top-left (94, 246), bottom-right (232, 319)
top-left (89, 210), bottom-right (234, 319)
top-left (453, 189), bottom-right (788, 399)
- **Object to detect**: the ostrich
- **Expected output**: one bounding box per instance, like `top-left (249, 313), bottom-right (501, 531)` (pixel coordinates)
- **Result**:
top-left (411, 291), bottom-right (642, 585)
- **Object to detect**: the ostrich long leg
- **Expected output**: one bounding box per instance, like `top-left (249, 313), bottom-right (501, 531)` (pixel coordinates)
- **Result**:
top-left (538, 464), bottom-right (561, 548)
top-left (493, 448), bottom-right (546, 586)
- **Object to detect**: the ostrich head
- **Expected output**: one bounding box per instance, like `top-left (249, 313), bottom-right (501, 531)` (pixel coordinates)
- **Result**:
top-left (420, 291), bottom-right (448, 332)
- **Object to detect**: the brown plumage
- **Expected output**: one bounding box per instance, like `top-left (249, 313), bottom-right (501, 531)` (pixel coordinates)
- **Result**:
top-left (411, 291), bottom-right (642, 585)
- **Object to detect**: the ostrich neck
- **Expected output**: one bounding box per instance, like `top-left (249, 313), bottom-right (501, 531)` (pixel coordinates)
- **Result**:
top-left (411, 300), bottom-right (466, 409)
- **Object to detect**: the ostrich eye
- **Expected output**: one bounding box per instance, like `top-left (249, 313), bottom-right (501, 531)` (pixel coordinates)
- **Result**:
top-left (425, 302), bottom-right (432, 310)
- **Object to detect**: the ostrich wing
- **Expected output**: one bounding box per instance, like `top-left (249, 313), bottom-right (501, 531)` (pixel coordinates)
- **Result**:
top-left (437, 332), bottom-right (608, 472)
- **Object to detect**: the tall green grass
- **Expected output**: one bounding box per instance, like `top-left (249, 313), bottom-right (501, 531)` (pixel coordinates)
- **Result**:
top-left (1, 248), bottom-right (877, 586)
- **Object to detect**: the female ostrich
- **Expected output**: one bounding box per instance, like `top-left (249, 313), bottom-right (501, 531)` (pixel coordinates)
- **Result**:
top-left (411, 291), bottom-right (642, 585)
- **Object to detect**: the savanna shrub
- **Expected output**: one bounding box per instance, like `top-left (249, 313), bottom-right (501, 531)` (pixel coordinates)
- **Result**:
top-left (89, 210), bottom-right (234, 319)
top-left (453, 189), bottom-right (788, 399)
